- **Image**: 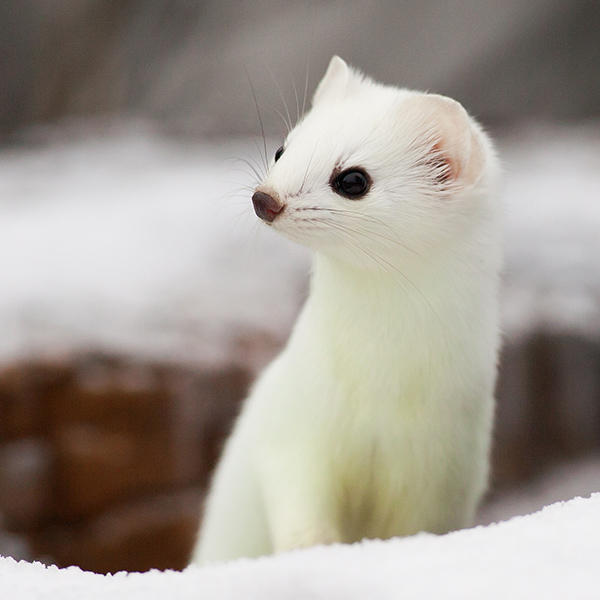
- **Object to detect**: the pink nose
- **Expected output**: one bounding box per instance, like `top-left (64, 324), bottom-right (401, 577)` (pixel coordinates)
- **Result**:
top-left (252, 191), bottom-right (284, 223)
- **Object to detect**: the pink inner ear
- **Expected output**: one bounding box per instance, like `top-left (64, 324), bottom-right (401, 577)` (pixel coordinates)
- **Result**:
top-left (402, 93), bottom-right (484, 191)
top-left (429, 142), bottom-right (455, 186)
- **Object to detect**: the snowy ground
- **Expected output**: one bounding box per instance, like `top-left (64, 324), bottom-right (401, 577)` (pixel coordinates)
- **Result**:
top-left (1, 120), bottom-right (600, 594)
top-left (1, 494), bottom-right (599, 599)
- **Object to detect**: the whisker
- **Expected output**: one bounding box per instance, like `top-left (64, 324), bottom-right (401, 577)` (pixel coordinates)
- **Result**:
top-left (223, 170), bottom-right (257, 184)
top-left (230, 156), bottom-right (263, 184)
top-left (272, 106), bottom-right (293, 135)
top-left (291, 75), bottom-right (301, 124)
top-left (241, 60), bottom-right (269, 175)
top-left (302, 7), bottom-right (317, 119)
top-left (248, 136), bottom-right (268, 179)
top-left (302, 207), bottom-right (434, 266)
top-left (225, 161), bottom-right (260, 184)
top-left (245, 151), bottom-right (268, 178)
top-left (222, 183), bottom-right (255, 196)
top-left (266, 64), bottom-right (293, 132)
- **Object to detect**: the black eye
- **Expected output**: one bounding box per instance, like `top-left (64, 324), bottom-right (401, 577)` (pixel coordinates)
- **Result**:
top-left (274, 145), bottom-right (285, 162)
top-left (331, 168), bottom-right (371, 199)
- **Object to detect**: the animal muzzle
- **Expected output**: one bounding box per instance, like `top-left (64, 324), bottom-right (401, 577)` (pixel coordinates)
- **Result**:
top-left (252, 191), bottom-right (284, 223)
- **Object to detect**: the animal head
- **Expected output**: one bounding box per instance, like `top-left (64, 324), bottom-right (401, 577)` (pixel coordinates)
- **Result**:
top-left (252, 56), bottom-right (499, 267)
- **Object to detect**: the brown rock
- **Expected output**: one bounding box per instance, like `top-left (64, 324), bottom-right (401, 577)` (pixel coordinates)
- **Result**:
top-left (0, 353), bottom-right (251, 572)
top-left (0, 361), bottom-right (71, 440)
top-left (0, 438), bottom-right (53, 529)
top-left (54, 423), bottom-right (174, 520)
top-left (34, 488), bottom-right (203, 574)
top-left (52, 354), bottom-right (172, 434)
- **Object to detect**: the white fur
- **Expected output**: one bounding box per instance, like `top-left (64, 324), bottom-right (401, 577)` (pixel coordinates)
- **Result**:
top-left (192, 56), bottom-right (502, 565)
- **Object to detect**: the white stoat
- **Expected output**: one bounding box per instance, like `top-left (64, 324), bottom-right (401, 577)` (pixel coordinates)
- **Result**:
top-left (192, 56), bottom-right (502, 565)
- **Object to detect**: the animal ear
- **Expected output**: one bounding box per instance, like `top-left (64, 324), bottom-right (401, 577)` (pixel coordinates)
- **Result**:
top-left (312, 56), bottom-right (352, 107)
top-left (404, 94), bottom-right (485, 189)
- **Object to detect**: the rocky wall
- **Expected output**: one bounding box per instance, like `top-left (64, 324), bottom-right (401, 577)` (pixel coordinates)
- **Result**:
top-left (1, 332), bottom-right (600, 573)
top-left (0, 354), bottom-right (251, 573)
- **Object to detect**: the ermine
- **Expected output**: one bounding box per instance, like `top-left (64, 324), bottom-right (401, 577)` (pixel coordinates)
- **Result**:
top-left (192, 56), bottom-right (502, 565)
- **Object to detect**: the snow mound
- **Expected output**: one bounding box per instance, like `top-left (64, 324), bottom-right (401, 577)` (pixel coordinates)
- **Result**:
top-left (1, 493), bottom-right (599, 599)
top-left (0, 122), bottom-right (309, 367)
top-left (501, 122), bottom-right (600, 338)
top-left (2, 121), bottom-right (600, 364)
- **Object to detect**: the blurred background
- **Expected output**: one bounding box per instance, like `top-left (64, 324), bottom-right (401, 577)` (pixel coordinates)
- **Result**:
top-left (1, 0), bottom-right (599, 574)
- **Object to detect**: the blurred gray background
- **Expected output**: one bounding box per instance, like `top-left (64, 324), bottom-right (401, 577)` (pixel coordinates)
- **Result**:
top-left (1, 0), bottom-right (599, 139)
top-left (1, 0), bottom-right (599, 576)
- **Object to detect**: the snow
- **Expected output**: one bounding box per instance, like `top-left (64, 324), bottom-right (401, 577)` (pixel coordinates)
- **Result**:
top-left (501, 122), bottom-right (600, 339)
top-left (0, 121), bottom-right (309, 368)
top-left (0, 493), bottom-right (599, 599)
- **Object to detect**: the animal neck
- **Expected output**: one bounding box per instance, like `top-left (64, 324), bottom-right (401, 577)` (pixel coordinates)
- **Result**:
top-left (298, 237), bottom-right (499, 359)
top-left (281, 231), bottom-right (500, 410)
top-left (308, 250), bottom-right (445, 330)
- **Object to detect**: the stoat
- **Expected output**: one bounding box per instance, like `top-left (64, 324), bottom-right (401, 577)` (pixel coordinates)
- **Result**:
top-left (192, 56), bottom-right (502, 565)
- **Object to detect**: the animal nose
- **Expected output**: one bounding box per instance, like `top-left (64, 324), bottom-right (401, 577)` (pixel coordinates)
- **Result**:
top-left (252, 191), bottom-right (284, 223)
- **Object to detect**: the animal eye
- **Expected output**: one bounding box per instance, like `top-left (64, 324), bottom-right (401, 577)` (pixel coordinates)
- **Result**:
top-left (331, 168), bottom-right (371, 199)
top-left (274, 146), bottom-right (285, 162)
